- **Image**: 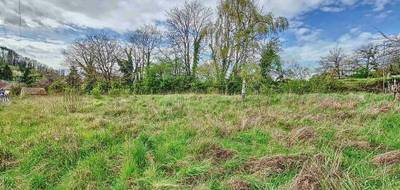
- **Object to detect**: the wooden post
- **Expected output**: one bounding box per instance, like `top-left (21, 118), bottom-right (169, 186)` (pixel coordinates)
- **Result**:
top-left (383, 70), bottom-right (385, 93)
top-left (394, 79), bottom-right (399, 100)
top-left (241, 78), bottom-right (246, 101)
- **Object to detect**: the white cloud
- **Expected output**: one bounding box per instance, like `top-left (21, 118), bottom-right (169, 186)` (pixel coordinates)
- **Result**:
top-left (320, 6), bottom-right (346, 12)
top-left (0, 35), bottom-right (68, 69)
top-left (283, 30), bottom-right (382, 68)
top-left (367, 0), bottom-right (392, 11)
top-left (0, 0), bottom-right (397, 68)
top-left (1, 0), bottom-right (393, 31)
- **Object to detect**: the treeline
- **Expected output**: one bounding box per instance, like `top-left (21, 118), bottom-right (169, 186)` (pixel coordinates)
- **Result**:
top-left (54, 0), bottom-right (292, 95)
top-left (49, 0), bottom-right (400, 95)
top-left (319, 39), bottom-right (400, 79)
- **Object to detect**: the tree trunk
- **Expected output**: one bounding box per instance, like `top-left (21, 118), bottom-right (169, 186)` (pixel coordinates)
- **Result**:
top-left (192, 40), bottom-right (201, 78)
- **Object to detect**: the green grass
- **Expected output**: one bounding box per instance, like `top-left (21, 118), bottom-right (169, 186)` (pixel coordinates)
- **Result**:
top-left (1, 93), bottom-right (400, 189)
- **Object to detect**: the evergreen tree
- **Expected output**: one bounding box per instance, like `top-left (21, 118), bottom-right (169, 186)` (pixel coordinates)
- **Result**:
top-left (66, 66), bottom-right (81, 89)
top-left (19, 67), bottom-right (35, 86)
top-left (2, 65), bottom-right (13, 81)
top-left (260, 43), bottom-right (281, 81)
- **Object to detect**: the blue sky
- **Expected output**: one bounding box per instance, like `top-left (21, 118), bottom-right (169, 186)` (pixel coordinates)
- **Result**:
top-left (0, 0), bottom-right (399, 69)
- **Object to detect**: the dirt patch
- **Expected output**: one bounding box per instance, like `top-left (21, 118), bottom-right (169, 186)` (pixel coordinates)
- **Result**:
top-left (243, 155), bottom-right (307, 175)
top-left (289, 127), bottom-right (316, 146)
top-left (292, 154), bottom-right (341, 190)
top-left (372, 151), bottom-right (400, 166)
top-left (213, 146), bottom-right (235, 162)
top-left (228, 179), bottom-right (251, 190)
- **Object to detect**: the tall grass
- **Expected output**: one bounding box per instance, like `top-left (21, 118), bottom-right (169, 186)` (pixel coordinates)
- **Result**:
top-left (0, 93), bottom-right (399, 189)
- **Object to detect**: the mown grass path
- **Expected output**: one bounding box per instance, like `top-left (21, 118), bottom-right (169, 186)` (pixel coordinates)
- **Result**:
top-left (1, 94), bottom-right (399, 189)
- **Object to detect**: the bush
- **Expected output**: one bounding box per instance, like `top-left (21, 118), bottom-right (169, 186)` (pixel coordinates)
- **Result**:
top-left (48, 79), bottom-right (68, 94)
top-left (83, 79), bottom-right (97, 94)
top-left (351, 67), bottom-right (370, 78)
top-left (91, 80), bottom-right (111, 95)
top-left (9, 84), bottom-right (23, 96)
top-left (279, 79), bottom-right (310, 94)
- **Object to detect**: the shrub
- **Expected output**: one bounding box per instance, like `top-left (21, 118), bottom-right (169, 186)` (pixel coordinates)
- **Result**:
top-left (351, 67), bottom-right (370, 78)
top-left (91, 80), bottom-right (111, 96)
top-left (9, 84), bottom-right (23, 96)
top-left (48, 80), bottom-right (68, 94)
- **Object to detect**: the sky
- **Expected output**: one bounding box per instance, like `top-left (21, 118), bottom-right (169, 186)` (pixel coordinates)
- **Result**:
top-left (0, 0), bottom-right (399, 69)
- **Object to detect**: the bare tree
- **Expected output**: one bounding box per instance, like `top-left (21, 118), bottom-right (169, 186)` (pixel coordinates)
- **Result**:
top-left (166, 0), bottom-right (212, 77)
top-left (129, 24), bottom-right (162, 68)
top-left (380, 32), bottom-right (400, 73)
top-left (65, 37), bottom-right (97, 82)
top-left (355, 44), bottom-right (381, 75)
top-left (90, 34), bottom-right (122, 82)
top-left (65, 34), bottom-right (121, 82)
top-left (285, 61), bottom-right (311, 80)
top-left (319, 47), bottom-right (347, 79)
top-left (380, 32), bottom-right (400, 46)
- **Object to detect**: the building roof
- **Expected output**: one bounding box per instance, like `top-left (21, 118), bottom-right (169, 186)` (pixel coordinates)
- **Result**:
top-left (20, 88), bottom-right (47, 96)
top-left (0, 80), bottom-right (10, 89)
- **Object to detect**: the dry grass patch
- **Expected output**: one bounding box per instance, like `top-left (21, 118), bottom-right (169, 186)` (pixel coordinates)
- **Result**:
top-left (291, 154), bottom-right (342, 190)
top-left (196, 142), bottom-right (235, 163)
top-left (289, 127), bottom-right (317, 146)
top-left (319, 99), bottom-right (358, 110)
top-left (243, 155), bottom-right (307, 176)
top-left (0, 149), bottom-right (18, 172)
top-left (344, 141), bottom-right (373, 150)
top-left (228, 179), bottom-right (251, 190)
top-left (372, 151), bottom-right (400, 166)
top-left (368, 103), bottom-right (394, 116)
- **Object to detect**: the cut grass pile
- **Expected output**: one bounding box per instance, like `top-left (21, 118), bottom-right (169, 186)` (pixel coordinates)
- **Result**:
top-left (1, 93), bottom-right (400, 189)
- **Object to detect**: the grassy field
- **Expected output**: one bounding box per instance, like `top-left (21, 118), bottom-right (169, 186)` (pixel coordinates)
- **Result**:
top-left (1, 93), bottom-right (400, 190)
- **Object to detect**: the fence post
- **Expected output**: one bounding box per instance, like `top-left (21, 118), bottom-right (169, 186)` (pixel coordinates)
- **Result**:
top-left (241, 78), bottom-right (246, 101)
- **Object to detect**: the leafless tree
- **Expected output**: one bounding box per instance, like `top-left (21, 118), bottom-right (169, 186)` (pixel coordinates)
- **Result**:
top-left (90, 34), bottom-right (122, 82)
top-left (355, 44), bottom-right (381, 74)
top-left (129, 24), bottom-right (162, 67)
top-left (380, 32), bottom-right (400, 71)
top-left (166, 0), bottom-right (212, 76)
top-left (65, 34), bottom-right (122, 82)
top-left (284, 61), bottom-right (311, 80)
top-left (65, 37), bottom-right (97, 81)
top-left (319, 47), bottom-right (347, 79)
top-left (380, 32), bottom-right (400, 47)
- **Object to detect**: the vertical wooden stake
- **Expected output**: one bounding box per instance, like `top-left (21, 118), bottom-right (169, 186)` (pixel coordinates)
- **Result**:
top-left (241, 78), bottom-right (246, 101)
